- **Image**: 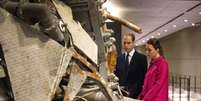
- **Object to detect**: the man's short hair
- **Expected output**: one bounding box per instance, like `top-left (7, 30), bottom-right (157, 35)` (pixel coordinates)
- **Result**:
top-left (124, 32), bottom-right (135, 41)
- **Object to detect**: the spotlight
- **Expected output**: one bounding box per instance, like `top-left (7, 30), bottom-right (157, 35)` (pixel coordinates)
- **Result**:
top-left (173, 25), bottom-right (177, 28)
top-left (184, 19), bottom-right (188, 22)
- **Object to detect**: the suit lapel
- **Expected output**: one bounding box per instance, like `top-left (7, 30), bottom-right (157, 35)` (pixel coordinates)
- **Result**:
top-left (129, 51), bottom-right (137, 66)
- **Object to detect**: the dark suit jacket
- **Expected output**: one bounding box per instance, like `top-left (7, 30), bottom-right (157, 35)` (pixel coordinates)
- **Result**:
top-left (115, 50), bottom-right (147, 99)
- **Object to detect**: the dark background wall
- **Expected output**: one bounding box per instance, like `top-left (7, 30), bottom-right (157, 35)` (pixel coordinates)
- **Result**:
top-left (106, 22), bottom-right (122, 56)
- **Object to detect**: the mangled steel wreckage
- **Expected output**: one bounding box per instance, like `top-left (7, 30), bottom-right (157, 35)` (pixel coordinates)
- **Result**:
top-left (0, 0), bottom-right (142, 100)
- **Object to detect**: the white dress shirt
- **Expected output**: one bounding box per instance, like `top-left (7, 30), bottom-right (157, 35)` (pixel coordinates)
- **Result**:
top-left (125, 48), bottom-right (135, 64)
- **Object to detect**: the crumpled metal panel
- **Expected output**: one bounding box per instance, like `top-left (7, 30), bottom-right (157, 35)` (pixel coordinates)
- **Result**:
top-left (0, 8), bottom-right (68, 101)
top-left (52, 0), bottom-right (98, 64)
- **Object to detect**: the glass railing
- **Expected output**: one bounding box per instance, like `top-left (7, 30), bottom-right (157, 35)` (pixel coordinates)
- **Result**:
top-left (169, 73), bottom-right (201, 101)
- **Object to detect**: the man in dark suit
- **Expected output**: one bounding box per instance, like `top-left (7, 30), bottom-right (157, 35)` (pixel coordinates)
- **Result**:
top-left (114, 33), bottom-right (147, 99)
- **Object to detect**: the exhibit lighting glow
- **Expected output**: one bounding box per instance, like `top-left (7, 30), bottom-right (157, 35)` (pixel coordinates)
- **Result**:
top-left (102, 1), bottom-right (121, 17)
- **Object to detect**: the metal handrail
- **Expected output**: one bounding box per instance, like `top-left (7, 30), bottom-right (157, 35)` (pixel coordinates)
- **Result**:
top-left (169, 73), bottom-right (201, 101)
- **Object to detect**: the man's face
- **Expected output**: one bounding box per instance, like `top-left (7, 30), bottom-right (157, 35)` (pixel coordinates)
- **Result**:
top-left (123, 35), bottom-right (134, 53)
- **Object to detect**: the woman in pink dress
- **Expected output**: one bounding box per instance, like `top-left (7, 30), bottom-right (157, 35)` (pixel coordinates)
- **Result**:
top-left (138, 38), bottom-right (168, 101)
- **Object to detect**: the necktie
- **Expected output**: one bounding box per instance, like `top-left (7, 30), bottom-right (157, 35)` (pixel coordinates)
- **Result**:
top-left (125, 54), bottom-right (129, 68)
top-left (123, 54), bottom-right (129, 86)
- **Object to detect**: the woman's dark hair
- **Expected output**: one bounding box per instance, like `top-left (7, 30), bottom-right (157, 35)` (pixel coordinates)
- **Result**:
top-left (147, 38), bottom-right (164, 56)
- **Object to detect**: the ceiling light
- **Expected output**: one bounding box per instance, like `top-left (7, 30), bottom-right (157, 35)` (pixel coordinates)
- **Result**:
top-left (157, 33), bottom-right (161, 35)
top-left (142, 40), bottom-right (145, 43)
top-left (184, 19), bottom-right (188, 22)
top-left (135, 44), bottom-right (138, 46)
top-left (151, 36), bottom-right (154, 38)
top-left (146, 39), bottom-right (149, 41)
top-left (192, 23), bottom-right (195, 26)
top-left (173, 25), bottom-right (177, 28)
top-left (164, 30), bottom-right (168, 32)
top-left (199, 12), bottom-right (201, 15)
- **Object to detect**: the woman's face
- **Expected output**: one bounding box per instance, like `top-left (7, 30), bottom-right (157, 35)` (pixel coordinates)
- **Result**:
top-left (145, 43), bottom-right (159, 60)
